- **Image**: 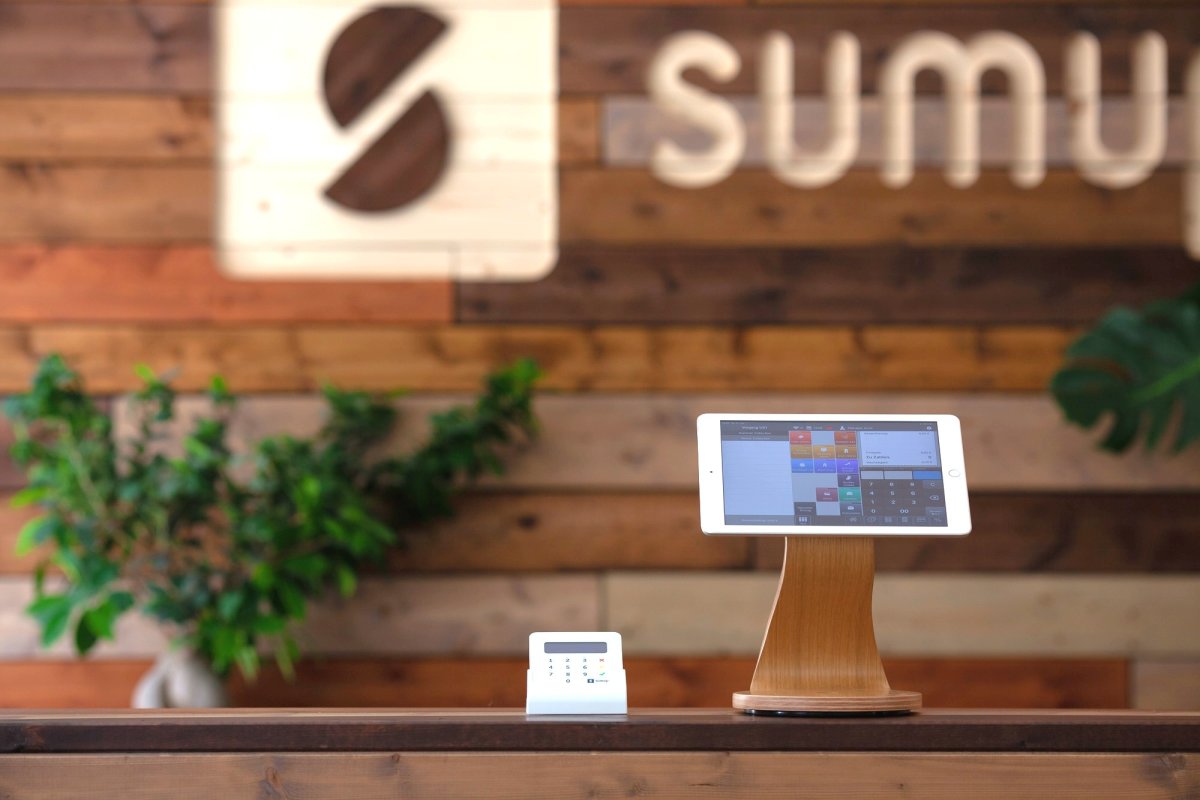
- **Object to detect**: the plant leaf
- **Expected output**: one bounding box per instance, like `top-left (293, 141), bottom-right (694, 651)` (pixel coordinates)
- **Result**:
top-left (1050, 284), bottom-right (1200, 454)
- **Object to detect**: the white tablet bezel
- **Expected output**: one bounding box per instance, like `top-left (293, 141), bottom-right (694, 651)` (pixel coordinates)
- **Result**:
top-left (697, 413), bottom-right (971, 536)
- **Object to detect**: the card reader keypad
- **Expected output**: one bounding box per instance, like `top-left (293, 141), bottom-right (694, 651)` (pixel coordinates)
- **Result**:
top-left (544, 656), bottom-right (609, 684)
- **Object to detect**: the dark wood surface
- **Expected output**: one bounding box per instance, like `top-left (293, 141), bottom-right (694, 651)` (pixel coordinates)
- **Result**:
top-left (11, 5), bottom-right (1200, 95)
top-left (457, 247), bottom-right (1197, 324)
top-left (559, 5), bottom-right (1200, 95)
top-left (2, 710), bottom-right (1198, 754)
top-left (0, 657), bottom-right (1130, 710)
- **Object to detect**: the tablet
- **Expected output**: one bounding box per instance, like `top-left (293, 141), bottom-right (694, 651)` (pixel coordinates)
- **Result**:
top-left (697, 413), bottom-right (971, 535)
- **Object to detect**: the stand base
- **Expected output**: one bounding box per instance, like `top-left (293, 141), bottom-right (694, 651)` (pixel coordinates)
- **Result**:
top-left (733, 689), bottom-right (921, 715)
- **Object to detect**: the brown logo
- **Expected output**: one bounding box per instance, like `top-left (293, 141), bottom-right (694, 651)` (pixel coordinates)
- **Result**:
top-left (321, 6), bottom-right (452, 212)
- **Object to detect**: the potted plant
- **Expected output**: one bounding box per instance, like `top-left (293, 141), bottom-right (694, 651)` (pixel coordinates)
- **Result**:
top-left (4, 354), bottom-right (539, 706)
top-left (1051, 281), bottom-right (1200, 453)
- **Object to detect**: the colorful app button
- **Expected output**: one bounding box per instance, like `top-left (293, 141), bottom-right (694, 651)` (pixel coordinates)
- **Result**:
top-left (836, 445), bottom-right (858, 458)
top-left (814, 459), bottom-right (837, 473)
top-left (838, 472), bottom-right (860, 487)
top-left (816, 487), bottom-right (839, 501)
top-left (839, 487), bottom-right (862, 502)
top-left (813, 444), bottom-right (835, 458)
top-left (789, 430), bottom-right (812, 445)
top-left (790, 444), bottom-right (813, 458)
top-left (834, 431), bottom-right (857, 444)
top-left (837, 459), bottom-right (859, 473)
top-left (791, 458), bottom-right (814, 473)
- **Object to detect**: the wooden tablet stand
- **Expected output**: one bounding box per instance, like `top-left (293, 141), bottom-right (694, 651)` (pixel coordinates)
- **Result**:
top-left (733, 536), bottom-right (921, 715)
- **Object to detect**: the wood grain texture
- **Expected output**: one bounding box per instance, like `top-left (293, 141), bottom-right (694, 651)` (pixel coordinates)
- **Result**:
top-left (238, 656), bottom-right (1130, 710)
top-left (0, 576), bottom-right (598, 659)
top-left (320, 6), bottom-right (447, 128)
top-left (109, 394), bottom-right (1200, 492)
top-left (759, 492), bottom-right (1200, 573)
top-left (560, 6), bottom-right (1200, 95)
top-left (559, 97), bottom-right (600, 165)
top-left (8, 491), bottom-right (1200, 575)
top-left (10, 5), bottom-right (1200, 94)
top-left (0, 656), bottom-right (1131, 710)
top-left (741, 537), bottom-right (909, 712)
top-left (0, 246), bottom-right (453, 323)
top-left (0, 5), bottom-right (209, 92)
top-left (1133, 662), bottom-right (1200, 711)
top-left (0, 571), bottom-right (1193, 659)
top-left (0, 95), bottom-right (594, 165)
top-left (606, 572), bottom-right (1200, 657)
top-left (5, 709), bottom-right (1199, 753)
top-left (0, 324), bottom-right (1072, 392)
top-left (560, 170), bottom-right (1182, 247)
top-left (1, 751), bottom-right (1197, 798)
top-left (0, 165), bottom-right (1183, 246)
top-left (0, 95), bottom-right (210, 160)
top-left (0, 165), bottom-right (210, 241)
top-left (458, 247), bottom-right (1200, 325)
top-left (0, 491), bottom-right (746, 573)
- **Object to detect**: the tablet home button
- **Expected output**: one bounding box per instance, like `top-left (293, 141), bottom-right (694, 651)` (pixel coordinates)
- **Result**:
top-left (948, 468), bottom-right (962, 477)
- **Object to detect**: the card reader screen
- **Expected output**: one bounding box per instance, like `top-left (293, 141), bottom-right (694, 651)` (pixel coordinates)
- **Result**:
top-left (719, 420), bottom-right (947, 527)
top-left (544, 642), bottom-right (608, 654)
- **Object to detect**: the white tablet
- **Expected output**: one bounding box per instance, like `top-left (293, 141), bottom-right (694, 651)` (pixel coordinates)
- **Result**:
top-left (697, 414), bottom-right (971, 535)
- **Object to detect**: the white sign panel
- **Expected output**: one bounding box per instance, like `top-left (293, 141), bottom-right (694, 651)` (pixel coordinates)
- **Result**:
top-left (216, 0), bottom-right (558, 280)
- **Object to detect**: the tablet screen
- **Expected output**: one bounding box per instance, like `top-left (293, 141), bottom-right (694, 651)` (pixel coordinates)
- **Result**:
top-left (719, 419), bottom-right (947, 527)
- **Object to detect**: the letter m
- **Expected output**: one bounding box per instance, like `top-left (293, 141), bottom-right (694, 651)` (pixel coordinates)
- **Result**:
top-left (880, 31), bottom-right (1045, 189)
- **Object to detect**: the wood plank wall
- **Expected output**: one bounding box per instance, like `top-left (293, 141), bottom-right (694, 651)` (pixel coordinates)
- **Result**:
top-left (0, 0), bottom-right (1197, 710)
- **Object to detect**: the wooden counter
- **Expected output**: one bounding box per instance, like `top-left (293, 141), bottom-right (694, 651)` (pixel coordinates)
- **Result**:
top-left (1, 709), bottom-right (1198, 798)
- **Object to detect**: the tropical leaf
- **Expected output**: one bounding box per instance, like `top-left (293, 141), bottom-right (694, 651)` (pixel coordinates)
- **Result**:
top-left (1050, 282), bottom-right (1200, 453)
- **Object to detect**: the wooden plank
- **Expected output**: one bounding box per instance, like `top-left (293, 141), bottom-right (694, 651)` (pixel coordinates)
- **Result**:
top-left (458, 246), bottom-right (1200, 325)
top-left (0, 503), bottom-right (37, 573)
top-left (0, 165), bottom-right (210, 242)
top-left (0, 95), bottom-right (210, 160)
top-left (0, 165), bottom-right (1182, 246)
top-left (0, 421), bottom-right (23, 491)
top-left (0, 246), bottom-right (453, 323)
top-left (0, 656), bottom-right (1128, 709)
top-left (4, 709), bottom-right (1199, 752)
top-left (229, 656), bottom-right (1128, 710)
top-left (755, 492), bottom-right (1200, 573)
top-left (0, 324), bottom-right (1071, 393)
top-left (7, 6), bottom-right (1199, 95)
top-left (604, 97), bottom-right (1192, 168)
top-left (0, 569), bottom-right (1191, 660)
top-left (1133, 661), bottom-right (1200, 711)
top-left (9, 489), bottom-right (1200, 576)
top-left (1, 752), bottom-right (1196, 798)
top-left (558, 97), bottom-right (600, 166)
top-left (0, 6), bottom-right (209, 92)
top-left (0, 94), bottom-right (591, 165)
top-left (605, 573), bottom-right (1200, 657)
top-left (0, 660), bottom-right (147, 708)
top-left (0, 491), bottom-right (749, 574)
top-left (559, 6), bottom-right (1200, 95)
top-left (393, 492), bottom-right (748, 571)
top-left (560, 170), bottom-right (1182, 247)
top-left (0, 576), bottom-right (598, 659)
top-left (110, 393), bottom-right (1200, 492)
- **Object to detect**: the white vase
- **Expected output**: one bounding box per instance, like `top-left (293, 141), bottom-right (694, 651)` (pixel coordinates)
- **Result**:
top-left (132, 649), bottom-right (229, 708)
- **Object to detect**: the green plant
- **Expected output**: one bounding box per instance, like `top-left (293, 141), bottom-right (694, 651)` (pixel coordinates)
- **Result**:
top-left (4, 355), bottom-right (539, 680)
top-left (1051, 280), bottom-right (1200, 453)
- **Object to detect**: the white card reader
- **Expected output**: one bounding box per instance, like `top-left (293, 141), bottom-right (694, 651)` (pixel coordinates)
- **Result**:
top-left (526, 632), bottom-right (627, 715)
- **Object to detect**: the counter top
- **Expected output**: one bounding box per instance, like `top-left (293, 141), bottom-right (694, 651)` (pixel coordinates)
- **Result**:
top-left (2, 709), bottom-right (1198, 754)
